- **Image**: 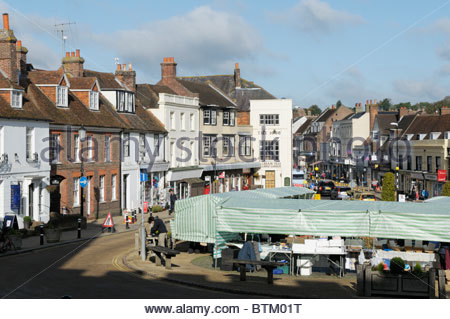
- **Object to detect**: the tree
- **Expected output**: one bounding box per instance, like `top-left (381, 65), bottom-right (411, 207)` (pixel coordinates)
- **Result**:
top-left (336, 100), bottom-right (342, 108)
top-left (393, 102), bottom-right (412, 110)
top-left (379, 98), bottom-right (392, 111)
top-left (443, 181), bottom-right (450, 197)
top-left (308, 105), bottom-right (321, 115)
top-left (381, 172), bottom-right (396, 201)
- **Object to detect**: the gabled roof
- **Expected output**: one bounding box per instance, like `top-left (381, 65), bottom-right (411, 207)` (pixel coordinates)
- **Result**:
top-left (0, 71), bottom-right (22, 90)
top-left (178, 75), bottom-right (275, 111)
top-left (398, 114), bottom-right (417, 132)
top-left (83, 69), bottom-right (124, 90)
top-left (136, 84), bottom-right (176, 109)
top-left (176, 79), bottom-right (235, 107)
top-left (27, 70), bottom-right (65, 85)
top-left (69, 77), bottom-right (98, 90)
top-left (375, 113), bottom-right (398, 134)
top-left (294, 118), bottom-right (313, 135)
top-left (314, 108), bottom-right (335, 123)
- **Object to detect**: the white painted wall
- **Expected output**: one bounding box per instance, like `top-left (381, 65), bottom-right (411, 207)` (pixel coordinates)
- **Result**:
top-left (0, 119), bottom-right (51, 227)
top-left (250, 99), bottom-right (293, 188)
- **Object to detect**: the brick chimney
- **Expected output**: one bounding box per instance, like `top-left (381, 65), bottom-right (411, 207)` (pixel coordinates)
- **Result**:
top-left (369, 100), bottom-right (378, 131)
top-left (115, 62), bottom-right (136, 92)
top-left (16, 40), bottom-right (28, 78)
top-left (234, 62), bottom-right (241, 88)
top-left (399, 106), bottom-right (409, 117)
top-left (62, 49), bottom-right (84, 77)
top-left (331, 104), bottom-right (335, 110)
top-left (441, 106), bottom-right (450, 115)
top-left (161, 57), bottom-right (176, 79)
top-left (355, 102), bottom-right (362, 113)
top-left (0, 13), bottom-right (18, 83)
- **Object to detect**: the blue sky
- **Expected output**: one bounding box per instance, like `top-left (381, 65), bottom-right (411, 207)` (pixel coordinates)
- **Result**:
top-left (2, 0), bottom-right (450, 109)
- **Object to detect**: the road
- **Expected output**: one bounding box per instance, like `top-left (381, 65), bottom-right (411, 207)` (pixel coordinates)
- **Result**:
top-left (0, 232), bottom-right (252, 299)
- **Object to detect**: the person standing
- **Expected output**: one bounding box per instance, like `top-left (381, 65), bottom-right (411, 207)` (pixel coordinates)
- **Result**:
top-left (169, 189), bottom-right (177, 215)
top-left (149, 216), bottom-right (168, 247)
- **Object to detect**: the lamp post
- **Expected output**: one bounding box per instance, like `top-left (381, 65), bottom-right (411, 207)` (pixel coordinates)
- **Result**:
top-left (314, 166), bottom-right (319, 181)
top-left (390, 122), bottom-right (400, 200)
top-left (79, 125), bottom-right (86, 217)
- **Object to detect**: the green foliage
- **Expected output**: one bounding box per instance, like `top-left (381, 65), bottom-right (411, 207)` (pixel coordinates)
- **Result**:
top-left (23, 216), bottom-right (32, 224)
top-left (381, 172), bottom-right (396, 201)
top-left (412, 262), bottom-right (423, 276)
top-left (379, 98), bottom-right (392, 111)
top-left (442, 181), bottom-right (450, 197)
top-left (152, 205), bottom-right (164, 213)
top-left (336, 100), bottom-right (342, 108)
top-left (377, 262), bottom-right (385, 274)
top-left (308, 104), bottom-right (321, 115)
top-left (390, 257), bottom-right (405, 275)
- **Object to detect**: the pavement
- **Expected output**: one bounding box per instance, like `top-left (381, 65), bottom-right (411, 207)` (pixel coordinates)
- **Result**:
top-left (0, 210), bottom-right (170, 258)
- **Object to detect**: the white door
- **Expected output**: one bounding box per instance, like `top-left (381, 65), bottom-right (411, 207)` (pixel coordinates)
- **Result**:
top-left (86, 177), bottom-right (92, 216)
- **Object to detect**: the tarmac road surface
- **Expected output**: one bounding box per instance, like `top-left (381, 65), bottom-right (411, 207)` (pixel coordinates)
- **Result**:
top-left (0, 232), bottom-right (254, 299)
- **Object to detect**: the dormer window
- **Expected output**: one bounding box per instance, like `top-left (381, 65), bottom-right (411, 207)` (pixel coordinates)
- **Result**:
top-left (430, 132), bottom-right (440, 140)
top-left (89, 91), bottom-right (99, 111)
top-left (56, 86), bottom-right (68, 107)
top-left (11, 90), bottom-right (22, 108)
top-left (116, 91), bottom-right (135, 113)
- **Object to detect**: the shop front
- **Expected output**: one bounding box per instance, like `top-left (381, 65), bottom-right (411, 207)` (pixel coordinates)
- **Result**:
top-left (166, 166), bottom-right (204, 200)
top-left (141, 161), bottom-right (170, 207)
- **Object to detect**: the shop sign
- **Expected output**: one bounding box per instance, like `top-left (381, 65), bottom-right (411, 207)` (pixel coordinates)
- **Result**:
top-left (261, 161), bottom-right (281, 168)
top-left (437, 169), bottom-right (447, 182)
top-left (424, 173), bottom-right (437, 181)
top-left (242, 168), bottom-right (251, 174)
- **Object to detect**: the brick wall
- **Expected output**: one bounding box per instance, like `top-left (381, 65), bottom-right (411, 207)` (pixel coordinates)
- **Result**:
top-left (39, 86), bottom-right (57, 103)
top-left (237, 111), bottom-right (250, 125)
top-left (0, 32), bottom-right (18, 83)
top-left (51, 129), bottom-right (122, 219)
top-left (0, 91), bottom-right (10, 104)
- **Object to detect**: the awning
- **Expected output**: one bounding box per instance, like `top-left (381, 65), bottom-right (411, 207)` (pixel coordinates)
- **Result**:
top-left (167, 167), bottom-right (203, 182)
top-left (141, 161), bottom-right (170, 172)
top-left (181, 178), bottom-right (205, 185)
top-left (201, 161), bottom-right (261, 172)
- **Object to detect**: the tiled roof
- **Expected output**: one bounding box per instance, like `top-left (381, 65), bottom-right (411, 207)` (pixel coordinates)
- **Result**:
top-left (176, 79), bottom-right (235, 107)
top-left (376, 113), bottom-right (397, 134)
top-left (83, 69), bottom-right (124, 90)
top-left (404, 114), bottom-right (450, 137)
top-left (69, 77), bottom-right (97, 90)
top-left (178, 75), bottom-right (275, 111)
top-left (136, 84), bottom-right (176, 109)
top-left (314, 108), bottom-right (335, 123)
top-left (27, 70), bottom-right (64, 85)
top-left (0, 82), bottom-right (52, 122)
top-left (0, 72), bottom-right (22, 89)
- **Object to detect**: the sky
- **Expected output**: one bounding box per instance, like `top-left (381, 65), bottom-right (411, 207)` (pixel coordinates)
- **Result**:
top-left (2, 0), bottom-right (450, 109)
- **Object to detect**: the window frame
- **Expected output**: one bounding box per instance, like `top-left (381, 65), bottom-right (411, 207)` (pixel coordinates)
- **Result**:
top-left (111, 174), bottom-right (117, 201)
top-left (123, 133), bottom-right (130, 157)
top-left (181, 112), bottom-right (186, 130)
top-left (203, 135), bottom-right (217, 158)
top-left (260, 139), bottom-right (280, 161)
top-left (56, 86), bottom-right (68, 107)
top-left (73, 177), bottom-right (80, 206)
top-left (223, 135), bottom-right (235, 157)
top-left (239, 136), bottom-right (251, 156)
top-left (11, 90), bottom-right (23, 108)
top-left (26, 127), bottom-right (34, 160)
top-left (223, 111), bottom-right (230, 126)
top-left (74, 134), bottom-right (80, 162)
top-left (416, 156), bottom-right (422, 171)
top-left (154, 134), bottom-right (160, 157)
top-left (99, 175), bottom-right (105, 202)
top-left (104, 135), bottom-right (111, 162)
top-left (203, 109), bottom-right (211, 125)
top-left (427, 156), bottom-right (432, 172)
top-left (139, 133), bottom-right (146, 160)
top-left (89, 91), bottom-right (99, 111)
top-left (436, 156), bottom-right (441, 171)
top-left (50, 134), bottom-right (60, 164)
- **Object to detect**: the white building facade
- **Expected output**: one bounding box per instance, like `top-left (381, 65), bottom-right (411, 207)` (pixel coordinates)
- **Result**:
top-left (0, 119), bottom-right (51, 227)
top-left (151, 93), bottom-right (202, 199)
top-left (250, 99), bottom-right (293, 188)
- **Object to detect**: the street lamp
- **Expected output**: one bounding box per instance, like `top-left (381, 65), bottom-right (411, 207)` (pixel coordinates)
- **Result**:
top-left (390, 122), bottom-right (399, 200)
top-left (79, 125), bottom-right (86, 217)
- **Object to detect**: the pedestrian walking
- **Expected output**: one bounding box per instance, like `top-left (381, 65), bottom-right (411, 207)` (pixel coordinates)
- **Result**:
top-left (169, 189), bottom-right (177, 215)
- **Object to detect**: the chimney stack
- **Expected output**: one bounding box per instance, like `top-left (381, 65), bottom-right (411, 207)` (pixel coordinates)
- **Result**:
top-left (0, 12), bottom-right (18, 83)
top-left (331, 104), bottom-right (335, 110)
top-left (369, 100), bottom-right (378, 131)
top-left (115, 61), bottom-right (136, 92)
top-left (62, 49), bottom-right (84, 77)
top-left (441, 106), bottom-right (450, 115)
top-left (16, 39), bottom-right (28, 79)
top-left (234, 62), bottom-right (241, 88)
top-left (355, 102), bottom-right (363, 113)
top-left (160, 57), bottom-right (177, 79)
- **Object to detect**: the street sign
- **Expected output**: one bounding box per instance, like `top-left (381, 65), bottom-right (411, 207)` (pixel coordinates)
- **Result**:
top-left (140, 172), bottom-right (148, 182)
top-left (144, 201), bottom-right (148, 213)
top-left (102, 212), bottom-right (114, 228)
top-left (438, 169), bottom-right (447, 182)
top-left (80, 176), bottom-right (88, 188)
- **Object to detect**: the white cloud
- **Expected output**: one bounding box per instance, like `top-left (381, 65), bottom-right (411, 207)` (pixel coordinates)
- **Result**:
top-left (436, 43), bottom-right (450, 61)
top-left (431, 17), bottom-right (450, 36)
top-left (91, 6), bottom-right (264, 80)
top-left (393, 79), bottom-right (446, 101)
top-left (271, 0), bottom-right (364, 34)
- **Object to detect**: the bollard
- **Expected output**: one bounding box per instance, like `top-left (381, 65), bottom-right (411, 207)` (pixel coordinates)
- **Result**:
top-left (126, 213), bottom-right (129, 229)
top-left (77, 218), bottom-right (81, 239)
top-left (39, 224), bottom-right (44, 245)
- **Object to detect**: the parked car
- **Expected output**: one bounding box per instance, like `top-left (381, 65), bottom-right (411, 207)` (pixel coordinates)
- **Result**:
top-left (359, 193), bottom-right (376, 201)
top-left (316, 180), bottom-right (335, 196)
top-left (330, 187), bottom-right (352, 200)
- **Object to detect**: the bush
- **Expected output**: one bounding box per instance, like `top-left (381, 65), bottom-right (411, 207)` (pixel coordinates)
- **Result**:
top-left (23, 216), bottom-right (32, 224)
top-left (443, 181), bottom-right (450, 197)
top-left (390, 257), bottom-right (405, 275)
top-left (152, 205), bottom-right (163, 213)
top-left (381, 172), bottom-right (396, 201)
top-left (412, 262), bottom-right (423, 276)
top-left (377, 262), bottom-right (385, 274)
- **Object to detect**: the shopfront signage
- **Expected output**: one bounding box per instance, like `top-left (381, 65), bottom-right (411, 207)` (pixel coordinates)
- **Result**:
top-left (10, 185), bottom-right (20, 212)
top-left (437, 169), bottom-right (447, 182)
top-left (424, 173), bottom-right (437, 181)
top-left (261, 161), bottom-right (281, 168)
